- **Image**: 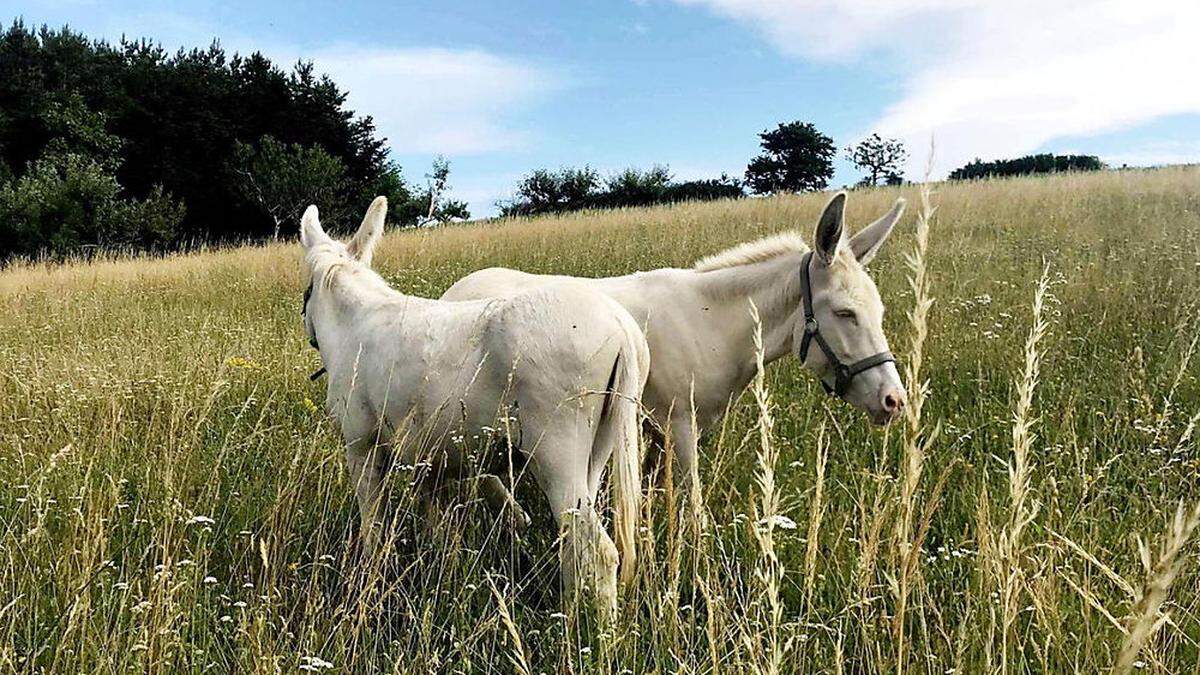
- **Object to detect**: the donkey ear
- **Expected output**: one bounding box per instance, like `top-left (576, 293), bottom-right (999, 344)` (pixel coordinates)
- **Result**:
top-left (299, 205), bottom-right (329, 249)
top-left (813, 192), bottom-right (847, 264)
top-left (346, 196), bottom-right (388, 266)
top-left (849, 197), bottom-right (906, 265)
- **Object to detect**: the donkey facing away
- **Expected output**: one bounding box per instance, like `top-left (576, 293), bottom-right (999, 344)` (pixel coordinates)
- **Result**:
top-left (299, 197), bottom-right (650, 615)
top-left (443, 192), bottom-right (909, 493)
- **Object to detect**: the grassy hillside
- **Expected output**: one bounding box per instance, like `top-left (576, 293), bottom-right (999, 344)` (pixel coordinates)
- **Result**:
top-left (1, 167), bottom-right (1198, 672)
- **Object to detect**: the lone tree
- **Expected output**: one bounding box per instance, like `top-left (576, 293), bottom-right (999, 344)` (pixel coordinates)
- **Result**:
top-left (418, 156), bottom-right (470, 225)
top-left (744, 121), bottom-right (835, 194)
top-left (846, 134), bottom-right (907, 187)
top-left (234, 136), bottom-right (348, 239)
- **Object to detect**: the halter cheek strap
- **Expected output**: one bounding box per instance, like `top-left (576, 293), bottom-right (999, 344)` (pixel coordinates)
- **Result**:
top-left (798, 251), bottom-right (895, 397)
top-left (301, 281), bottom-right (327, 381)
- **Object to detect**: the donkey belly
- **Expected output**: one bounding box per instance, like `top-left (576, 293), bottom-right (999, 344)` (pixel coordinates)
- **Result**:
top-left (383, 357), bottom-right (520, 478)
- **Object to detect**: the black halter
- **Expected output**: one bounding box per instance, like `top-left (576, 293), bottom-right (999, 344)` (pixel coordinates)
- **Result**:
top-left (798, 251), bottom-right (895, 397)
top-left (301, 280), bottom-right (327, 380)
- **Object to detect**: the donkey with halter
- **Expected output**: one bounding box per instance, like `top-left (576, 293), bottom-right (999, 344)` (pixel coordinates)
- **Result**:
top-left (300, 197), bottom-right (649, 614)
top-left (442, 192), bottom-right (907, 490)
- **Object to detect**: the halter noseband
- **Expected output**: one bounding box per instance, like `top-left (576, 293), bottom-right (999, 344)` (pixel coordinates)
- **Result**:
top-left (798, 251), bottom-right (895, 397)
top-left (301, 280), bottom-right (327, 380)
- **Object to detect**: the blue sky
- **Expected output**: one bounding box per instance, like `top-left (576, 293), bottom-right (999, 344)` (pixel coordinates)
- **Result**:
top-left (8, 0), bottom-right (1200, 216)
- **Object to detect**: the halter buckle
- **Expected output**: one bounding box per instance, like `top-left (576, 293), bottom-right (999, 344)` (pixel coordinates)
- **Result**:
top-left (804, 318), bottom-right (819, 334)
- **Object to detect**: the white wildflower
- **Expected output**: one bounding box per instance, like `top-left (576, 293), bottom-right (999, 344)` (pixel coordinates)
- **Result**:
top-left (299, 655), bottom-right (334, 671)
top-left (758, 514), bottom-right (797, 530)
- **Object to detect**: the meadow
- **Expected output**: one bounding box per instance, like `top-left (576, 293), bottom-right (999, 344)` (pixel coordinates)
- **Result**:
top-left (0, 166), bottom-right (1198, 673)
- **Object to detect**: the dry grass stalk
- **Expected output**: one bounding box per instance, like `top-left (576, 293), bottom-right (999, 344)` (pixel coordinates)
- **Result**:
top-left (803, 422), bottom-right (828, 616)
top-left (748, 299), bottom-right (786, 675)
top-left (487, 575), bottom-right (533, 675)
top-left (893, 171), bottom-right (937, 674)
top-left (1113, 502), bottom-right (1200, 674)
top-left (999, 262), bottom-right (1052, 669)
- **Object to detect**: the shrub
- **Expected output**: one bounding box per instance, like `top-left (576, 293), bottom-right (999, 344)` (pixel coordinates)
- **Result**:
top-left (0, 153), bottom-right (184, 257)
top-left (500, 167), bottom-right (744, 217)
top-left (499, 167), bottom-right (601, 217)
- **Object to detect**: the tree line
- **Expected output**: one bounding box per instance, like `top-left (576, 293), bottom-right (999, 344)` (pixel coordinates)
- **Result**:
top-left (499, 122), bottom-right (1105, 218)
top-left (497, 166), bottom-right (743, 217)
top-left (0, 22), bottom-right (466, 261)
top-left (499, 122), bottom-right (912, 217)
top-left (948, 154), bottom-right (1104, 180)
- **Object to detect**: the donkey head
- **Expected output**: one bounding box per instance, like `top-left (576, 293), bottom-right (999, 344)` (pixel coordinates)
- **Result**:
top-left (794, 192), bottom-right (907, 425)
top-left (299, 196), bottom-right (388, 342)
top-left (299, 196), bottom-right (388, 267)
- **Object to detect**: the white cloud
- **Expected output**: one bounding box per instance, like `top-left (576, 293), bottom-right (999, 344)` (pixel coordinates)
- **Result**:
top-left (672, 0), bottom-right (977, 61)
top-left (86, 12), bottom-right (561, 157)
top-left (308, 47), bottom-right (561, 155)
top-left (672, 0), bottom-right (1200, 176)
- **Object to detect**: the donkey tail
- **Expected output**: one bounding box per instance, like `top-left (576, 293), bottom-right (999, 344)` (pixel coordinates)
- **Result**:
top-left (602, 306), bottom-right (649, 586)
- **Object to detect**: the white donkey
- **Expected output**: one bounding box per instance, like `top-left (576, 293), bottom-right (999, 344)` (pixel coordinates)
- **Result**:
top-left (300, 197), bottom-right (649, 613)
top-left (443, 192), bottom-right (908, 489)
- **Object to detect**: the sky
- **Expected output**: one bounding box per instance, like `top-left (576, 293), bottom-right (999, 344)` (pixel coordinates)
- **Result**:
top-left (7, 0), bottom-right (1200, 217)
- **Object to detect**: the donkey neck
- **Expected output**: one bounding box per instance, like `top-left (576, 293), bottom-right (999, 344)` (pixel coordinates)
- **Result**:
top-left (693, 252), bottom-right (804, 364)
top-left (307, 259), bottom-right (414, 358)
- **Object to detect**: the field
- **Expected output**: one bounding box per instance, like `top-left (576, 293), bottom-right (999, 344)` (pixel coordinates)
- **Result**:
top-left (1, 167), bottom-right (1199, 673)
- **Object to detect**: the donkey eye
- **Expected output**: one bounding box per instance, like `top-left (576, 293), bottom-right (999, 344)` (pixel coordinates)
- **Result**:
top-left (834, 309), bottom-right (857, 320)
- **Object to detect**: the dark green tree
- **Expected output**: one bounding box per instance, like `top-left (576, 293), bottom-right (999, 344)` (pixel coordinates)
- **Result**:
top-left (663, 174), bottom-right (744, 202)
top-left (499, 167), bottom-right (601, 217)
top-left (744, 121), bottom-right (835, 194)
top-left (599, 165), bottom-right (672, 208)
top-left (0, 21), bottom-right (466, 257)
top-left (499, 165), bottom-right (743, 217)
top-left (0, 152), bottom-right (184, 257)
top-left (0, 89), bottom-right (183, 257)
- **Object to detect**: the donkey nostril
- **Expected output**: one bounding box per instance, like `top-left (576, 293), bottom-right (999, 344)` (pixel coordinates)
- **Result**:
top-left (883, 392), bottom-right (904, 413)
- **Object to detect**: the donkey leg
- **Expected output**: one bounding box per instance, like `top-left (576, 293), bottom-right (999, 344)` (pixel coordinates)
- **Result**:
top-left (463, 474), bottom-right (530, 534)
top-left (540, 478), bottom-right (619, 618)
top-left (641, 421), bottom-right (667, 486)
top-left (344, 423), bottom-right (390, 556)
top-left (520, 390), bottom-right (619, 616)
top-left (669, 416), bottom-right (700, 496)
top-left (668, 416), bottom-right (708, 530)
top-left (549, 422), bottom-right (619, 612)
top-left (576, 502), bottom-right (620, 619)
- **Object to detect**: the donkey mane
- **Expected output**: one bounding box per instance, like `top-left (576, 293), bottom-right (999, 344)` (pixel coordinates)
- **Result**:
top-left (306, 245), bottom-right (392, 300)
top-left (693, 231), bottom-right (810, 272)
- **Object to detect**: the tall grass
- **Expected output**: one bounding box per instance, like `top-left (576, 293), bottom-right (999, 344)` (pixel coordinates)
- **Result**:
top-left (747, 299), bottom-right (786, 675)
top-left (0, 166), bottom-right (1199, 671)
top-left (996, 262), bottom-right (1052, 670)
top-left (892, 176), bottom-right (938, 674)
